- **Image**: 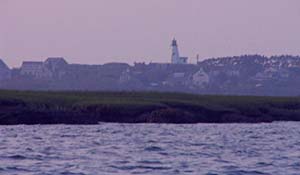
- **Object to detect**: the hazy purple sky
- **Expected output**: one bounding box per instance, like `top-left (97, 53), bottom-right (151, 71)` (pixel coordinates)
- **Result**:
top-left (1, 0), bottom-right (300, 67)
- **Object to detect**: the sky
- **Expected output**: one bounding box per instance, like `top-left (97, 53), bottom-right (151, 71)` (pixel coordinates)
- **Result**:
top-left (1, 0), bottom-right (300, 67)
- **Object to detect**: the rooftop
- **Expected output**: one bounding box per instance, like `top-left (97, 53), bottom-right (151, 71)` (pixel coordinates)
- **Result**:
top-left (0, 59), bottom-right (10, 69)
top-left (22, 61), bottom-right (43, 65)
top-left (45, 57), bottom-right (68, 65)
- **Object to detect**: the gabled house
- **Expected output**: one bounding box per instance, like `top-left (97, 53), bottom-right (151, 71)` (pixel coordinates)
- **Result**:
top-left (20, 61), bottom-right (52, 78)
top-left (44, 57), bottom-right (68, 72)
top-left (0, 59), bottom-right (11, 80)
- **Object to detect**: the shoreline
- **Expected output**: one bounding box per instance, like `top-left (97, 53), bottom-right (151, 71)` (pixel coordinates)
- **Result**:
top-left (0, 90), bottom-right (300, 125)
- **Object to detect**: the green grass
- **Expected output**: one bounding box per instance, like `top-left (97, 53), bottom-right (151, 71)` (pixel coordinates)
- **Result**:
top-left (0, 90), bottom-right (299, 110)
top-left (0, 90), bottom-right (300, 124)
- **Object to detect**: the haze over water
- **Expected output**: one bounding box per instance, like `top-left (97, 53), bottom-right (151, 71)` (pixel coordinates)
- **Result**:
top-left (1, 1), bottom-right (300, 67)
top-left (0, 122), bottom-right (300, 175)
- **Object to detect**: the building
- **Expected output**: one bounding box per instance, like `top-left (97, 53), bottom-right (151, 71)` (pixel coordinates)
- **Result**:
top-left (20, 61), bottom-right (52, 78)
top-left (0, 59), bottom-right (11, 80)
top-left (44, 57), bottom-right (68, 71)
top-left (171, 38), bottom-right (188, 64)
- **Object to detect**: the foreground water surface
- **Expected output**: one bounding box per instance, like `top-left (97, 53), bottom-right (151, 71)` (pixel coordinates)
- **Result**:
top-left (0, 122), bottom-right (300, 175)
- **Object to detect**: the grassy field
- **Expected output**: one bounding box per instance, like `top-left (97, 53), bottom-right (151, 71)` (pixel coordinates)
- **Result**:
top-left (0, 90), bottom-right (300, 124)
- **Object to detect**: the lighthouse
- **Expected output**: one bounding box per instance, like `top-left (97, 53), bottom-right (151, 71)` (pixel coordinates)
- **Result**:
top-left (171, 38), bottom-right (188, 64)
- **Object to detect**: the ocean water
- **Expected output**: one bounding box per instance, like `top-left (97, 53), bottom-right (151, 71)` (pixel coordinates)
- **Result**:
top-left (0, 123), bottom-right (300, 175)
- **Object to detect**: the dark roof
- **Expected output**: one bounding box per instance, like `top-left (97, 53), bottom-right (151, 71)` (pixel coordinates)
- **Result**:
top-left (103, 62), bottom-right (129, 66)
top-left (22, 61), bottom-right (43, 66)
top-left (0, 59), bottom-right (9, 69)
top-left (45, 57), bottom-right (68, 65)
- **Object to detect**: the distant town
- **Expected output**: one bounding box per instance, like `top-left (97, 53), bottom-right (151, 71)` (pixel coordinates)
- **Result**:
top-left (1, 39), bottom-right (300, 96)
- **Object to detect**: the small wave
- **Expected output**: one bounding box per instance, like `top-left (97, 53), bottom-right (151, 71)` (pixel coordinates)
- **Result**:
top-left (32, 136), bottom-right (43, 140)
top-left (223, 170), bottom-right (270, 175)
top-left (290, 162), bottom-right (300, 170)
top-left (8, 155), bottom-right (27, 160)
top-left (61, 134), bottom-right (78, 138)
top-left (205, 173), bottom-right (219, 175)
top-left (256, 162), bottom-right (273, 167)
top-left (110, 165), bottom-right (172, 171)
top-left (147, 139), bottom-right (157, 143)
top-left (144, 146), bottom-right (164, 152)
top-left (59, 172), bottom-right (86, 175)
top-left (137, 160), bottom-right (162, 164)
top-left (26, 147), bottom-right (34, 151)
top-left (4, 166), bottom-right (30, 172)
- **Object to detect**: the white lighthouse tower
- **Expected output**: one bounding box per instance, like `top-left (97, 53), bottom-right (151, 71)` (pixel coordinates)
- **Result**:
top-left (171, 38), bottom-right (180, 63)
top-left (171, 38), bottom-right (188, 64)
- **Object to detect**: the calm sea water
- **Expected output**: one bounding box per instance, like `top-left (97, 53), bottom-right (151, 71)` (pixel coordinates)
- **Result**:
top-left (0, 123), bottom-right (300, 175)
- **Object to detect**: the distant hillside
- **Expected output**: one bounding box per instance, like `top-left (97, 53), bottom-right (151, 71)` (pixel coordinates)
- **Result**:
top-left (196, 55), bottom-right (300, 96)
top-left (1, 55), bottom-right (300, 96)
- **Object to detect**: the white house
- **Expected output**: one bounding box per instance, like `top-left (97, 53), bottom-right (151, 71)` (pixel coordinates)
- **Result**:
top-left (192, 68), bottom-right (210, 87)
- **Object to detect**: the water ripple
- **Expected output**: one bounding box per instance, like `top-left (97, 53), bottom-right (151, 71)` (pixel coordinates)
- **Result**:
top-left (0, 122), bottom-right (299, 174)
